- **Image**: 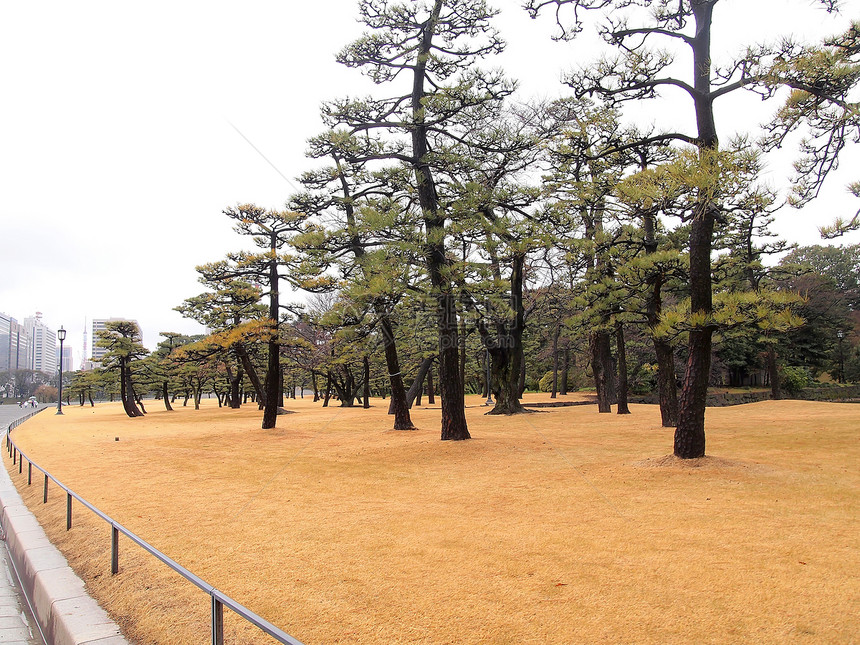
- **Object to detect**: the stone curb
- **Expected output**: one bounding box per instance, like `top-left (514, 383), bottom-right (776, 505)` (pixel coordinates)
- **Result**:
top-left (0, 461), bottom-right (129, 645)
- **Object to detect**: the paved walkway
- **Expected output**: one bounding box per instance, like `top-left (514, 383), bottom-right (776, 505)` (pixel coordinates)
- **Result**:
top-left (0, 405), bottom-right (47, 645)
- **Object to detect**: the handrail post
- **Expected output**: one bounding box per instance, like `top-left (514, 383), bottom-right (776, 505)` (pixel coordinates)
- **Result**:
top-left (43, 474), bottom-right (48, 503)
top-left (66, 492), bottom-right (72, 531)
top-left (12, 447), bottom-right (16, 465)
top-left (111, 525), bottom-right (119, 575)
top-left (18, 455), bottom-right (22, 474)
top-left (27, 462), bottom-right (32, 485)
top-left (212, 596), bottom-right (224, 645)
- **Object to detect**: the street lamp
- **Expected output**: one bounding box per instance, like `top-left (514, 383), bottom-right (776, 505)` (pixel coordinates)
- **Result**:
top-left (57, 326), bottom-right (66, 415)
top-left (837, 330), bottom-right (845, 384)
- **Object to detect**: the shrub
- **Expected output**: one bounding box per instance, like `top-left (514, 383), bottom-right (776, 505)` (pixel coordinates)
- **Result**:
top-left (781, 366), bottom-right (810, 395)
top-left (538, 370), bottom-right (554, 393)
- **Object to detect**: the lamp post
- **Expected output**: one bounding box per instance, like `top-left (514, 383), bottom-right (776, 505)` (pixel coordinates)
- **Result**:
top-left (837, 330), bottom-right (845, 384)
top-left (484, 347), bottom-right (494, 406)
top-left (57, 326), bottom-right (66, 415)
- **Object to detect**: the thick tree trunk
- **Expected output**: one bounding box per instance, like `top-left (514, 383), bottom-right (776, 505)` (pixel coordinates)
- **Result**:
top-left (655, 340), bottom-right (679, 427)
top-left (412, 2), bottom-right (469, 441)
top-left (674, 213), bottom-right (715, 458)
top-left (486, 253), bottom-right (529, 415)
top-left (126, 372), bottom-right (143, 417)
top-left (487, 345), bottom-right (527, 415)
top-left (673, 1), bottom-right (719, 458)
top-left (616, 323), bottom-right (631, 415)
top-left (225, 358), bottom-right (242, 409)
top-left (120, 360), bottom-right (143, 418)
top-left (591, 331), bottom-right (613, 413)
top-left (560, 347), bottom-right (569, 396)
top-left (378, 315), bottom-right (414, 428)
top-left (162, 381), bottom-right (173, 411)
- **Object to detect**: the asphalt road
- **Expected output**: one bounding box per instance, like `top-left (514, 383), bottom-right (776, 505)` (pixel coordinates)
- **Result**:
top-left (0, 404), bottom-right (48, 431)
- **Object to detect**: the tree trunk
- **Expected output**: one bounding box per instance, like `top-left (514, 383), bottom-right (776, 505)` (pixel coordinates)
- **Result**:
top-left (406, 357), bottom-right (435, 408)
top-left (427, 367), bottom-right (435, 405)
top-left (675, 1), bottom-right (718, 459)
top-left (162, 381), bottom-right (173, 411)
top-left (312, 371), bottom-right (319, 402)
top-left (323, 372), bottom-right (332, 407)
top-left (518, 350), bottom-right (526, 398)
top-left (487, 251), bottom-right (528, 415)
top-left (126, 372), bottom-right (143, 417)
top-left (278, 365), bottom-right (285, 407)
top-left (674, 211), bottom-right (715, 458)
top-left (411, 2), bottom-right (469, 441)
top-left (378, 315), bottom-right (414, 428)
top-left (482, 350), bottom-right (490, 398)
top-left (655, 340), bottom-right (679, 427)
top-left (487, 345), bottom-right (527, 415)
top-left (643, 202), bottom-right (678, 426)
top-left (616, 323), bottom-right (631, 415)
top-left (120, 359), bottom-right (143, 418)
top-left (236, 343), bottom-right (266, 409)
top-left (229, 350), bottom-right (242, 408)
top-left (767, 344), bottom-right (782, 400)
top-left (560, 347), bottom-right (569, 396)
top-left (550, 324), bottom-right (560, 399)
top-left (363, 356), bottom-right (371, 409)
top-left (262, 237), bottom-right (281, 430)
top-left (591, 331), bottom-right (612, 413)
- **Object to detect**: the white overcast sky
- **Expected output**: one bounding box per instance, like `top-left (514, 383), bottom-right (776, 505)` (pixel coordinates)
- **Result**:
top-left (1, 0), bottom-right (857, 363)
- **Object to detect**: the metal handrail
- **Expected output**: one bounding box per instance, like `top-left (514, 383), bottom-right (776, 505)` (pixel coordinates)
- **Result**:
top-left (5, 413), bottom-right (305, 645)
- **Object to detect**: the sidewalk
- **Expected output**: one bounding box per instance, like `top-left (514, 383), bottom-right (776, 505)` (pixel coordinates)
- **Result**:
top-left (0, 405), bottom-right (47, 644)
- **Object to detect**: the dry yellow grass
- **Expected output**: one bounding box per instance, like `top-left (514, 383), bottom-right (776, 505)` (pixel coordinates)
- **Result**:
top-left (4, 394), bottom-right (859, 644)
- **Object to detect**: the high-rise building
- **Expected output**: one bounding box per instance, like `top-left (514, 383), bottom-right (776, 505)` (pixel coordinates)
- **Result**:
top-left (59, 345), bottom-right (74, 372)
top-left (0, 312), bottom-right (13, 371)
top-left (0, 312), bottom-right (29, 372)
top-left (24, 313), bottom-right (57, 376)
top-left (91, 318), bottom-right (140, 366)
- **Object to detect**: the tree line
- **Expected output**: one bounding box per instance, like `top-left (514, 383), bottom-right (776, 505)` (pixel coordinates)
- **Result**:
top-left (65, 1), bottom-right (859, 459)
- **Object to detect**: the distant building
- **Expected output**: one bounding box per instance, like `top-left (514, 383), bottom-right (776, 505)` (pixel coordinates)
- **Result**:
top-left (24, 313), bottom-right (57, 375)
top-left (58, 344), bottom-right (74, 372)
top-left (90, 317), bottom-right (140, 367)
top-left (0, 312), bottom-right (30, 372)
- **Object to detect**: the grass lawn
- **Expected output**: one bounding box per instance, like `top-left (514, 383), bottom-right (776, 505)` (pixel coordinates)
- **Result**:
top-left (4, 394), bottom-right (858, 644)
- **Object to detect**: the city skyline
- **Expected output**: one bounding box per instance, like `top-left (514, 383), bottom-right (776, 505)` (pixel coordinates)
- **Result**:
top-left (1, 310), bottom-right (152, 374)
